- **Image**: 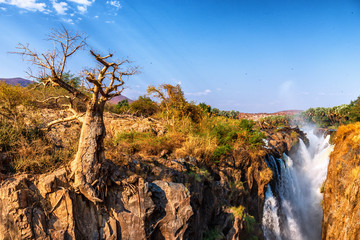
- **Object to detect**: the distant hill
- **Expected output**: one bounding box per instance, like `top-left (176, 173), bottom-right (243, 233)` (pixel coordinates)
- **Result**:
top-left (1, 77), bottom-right (133, 104)
top-left (108, 95), bottom-right (134, 105)
top-left (0, 77), bottom-right (34, 87)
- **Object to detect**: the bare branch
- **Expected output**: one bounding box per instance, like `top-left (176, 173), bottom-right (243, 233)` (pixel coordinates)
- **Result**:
top-left (11, 43), bottom-right (52, 70)
top-left (46, 114), bottom-right (83, 130)
top-left (107, 88), bottom-right (125, 99)
top-left (90, 50), bottom-right (114, 67)
top-left (11, 27), bottom-right (89, 103)
top-left (37, 95), bottom-right (70, 104)
top-left (85, 51), bottom-right (138, 102)
top-left (45, 95), bottom-right (84, 130)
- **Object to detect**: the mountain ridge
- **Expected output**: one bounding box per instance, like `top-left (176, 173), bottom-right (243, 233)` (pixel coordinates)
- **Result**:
top-left (0, 77), bottom-right (34, 87)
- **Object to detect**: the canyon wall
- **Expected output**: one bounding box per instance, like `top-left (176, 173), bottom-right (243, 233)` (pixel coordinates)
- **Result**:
top-left (322, 123), bottom-right (360, 240)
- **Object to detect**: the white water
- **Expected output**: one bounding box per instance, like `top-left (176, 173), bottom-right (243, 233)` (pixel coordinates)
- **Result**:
top-left (262, 129), bottom-right (334, 240)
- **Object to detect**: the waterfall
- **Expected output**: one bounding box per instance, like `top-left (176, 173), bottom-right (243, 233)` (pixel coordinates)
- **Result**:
top-left (262, 129), bottom-right (334, 240)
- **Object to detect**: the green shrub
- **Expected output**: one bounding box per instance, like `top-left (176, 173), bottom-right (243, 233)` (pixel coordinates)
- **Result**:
top-left (320, 181), bottom-right (325, 193)
top-left (212, 144), bottom-right (233, 160)
top-left (115, 99), bottom-right (130, 113)
top-left (248, 131), bottom-right (266, 148)
top-left (203, 228), bottom-right (223, 240)
top-left (239, 119), bottom-right (255, 131)
top-left (130, 96), bottom-right (159, 117)
top-left (231, 205), bottom-right (257, 235)
top-left (210, 123), bottom-right (238, 145)
top-left (199, 102), bottom-right (211, 113)
top-left (0, 120), bottom-right (21, 151)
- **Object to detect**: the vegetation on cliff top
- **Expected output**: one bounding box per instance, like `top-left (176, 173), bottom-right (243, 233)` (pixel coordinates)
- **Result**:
top-left (298, 98), bottom-right (360, 128)
top-left (0, 77), bottom-right (279, 239)
top-left (0, 76), bottom-right (274, 175)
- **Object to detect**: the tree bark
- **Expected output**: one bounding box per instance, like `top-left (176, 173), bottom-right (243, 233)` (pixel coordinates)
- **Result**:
top-left (70, 101), bottom-right (106, 203)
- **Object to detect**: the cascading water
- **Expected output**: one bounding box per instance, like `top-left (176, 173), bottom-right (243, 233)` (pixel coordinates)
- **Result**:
top-left (262, 129), bottom-right (334, 240)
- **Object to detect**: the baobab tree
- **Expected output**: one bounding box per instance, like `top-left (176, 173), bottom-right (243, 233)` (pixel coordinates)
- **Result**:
top-left (14, 27), bottom-right (137, 203)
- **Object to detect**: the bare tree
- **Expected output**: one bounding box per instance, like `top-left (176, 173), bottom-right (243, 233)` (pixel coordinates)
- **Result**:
top-left (13, 27), bottom-right (137, 203)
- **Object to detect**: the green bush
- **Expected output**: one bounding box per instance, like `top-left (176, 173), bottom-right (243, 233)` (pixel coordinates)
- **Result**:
top-left (130, 96), bottom-right (159, 117)
top-left (203, 228), bottom-right (223, 240)
top-left (199, 102), bottom-right (211, 113)
top-left (115, 99), bottom-right (130, 113)
top-left (212, 144), bottom-right (233, 160)
top-left (210, 123), bottom-right (238, 145)
top-left (0, 120), bottom-right (21, 151)
top-left (239, 119), bottom-right (255, 132)
top-left (231, 205), bottom-right (257, 236)
top-left (248, 131), bottom-right (266, 148)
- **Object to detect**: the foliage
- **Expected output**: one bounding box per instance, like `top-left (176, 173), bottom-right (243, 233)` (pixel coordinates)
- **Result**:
top-left (115, 99), bottom-right (130, 113)
top-left (212, 144), bottom-right (233, 160)
top-left (30, 85), bottom-right (87, 111)
top-left (209, 108), bottom-right (240, 119)
top-left (320, 181), bottom-right (325, 194)
top-left (0, 117), bottom-right (77, 173)
top-left (211, 107), bottom-right (220, 116)
top-left (112, 130), bottom-right (184, 157)
top-left (259, 115), bottom-right (291, 129)
top-left (0, 82), bottom-right (31, 122)
top-left (211, 122), bottom-right (238, 145)
top-left (187, 166), bottom-right (213, 182)
top-left (0, 120), bottom-right (21, 152)
top-left (129, 96), bottom-right (159, 117)
top-left (147, 84), bottom-right (203, 123)
top-left (248, 131), bottom-right (266, 148)
top-left (199, 102), bottom-right (211, 114)
top-left (239, 119), bottom-right (255, 132)
top-left (300, 99), bottom-right (360, 127)
top-left (0, 83), bottom-right (80, 174)
top-left (238, 119), bottom-right (266, 149)
top-left (203, 228), bottom-right (223, 240)
top-left (110, 105), bottom-right (266, 163)
top-left (231, 205), bottom-right (257, 236)
top-left (347, 96), bottom-right (360, 123)
top-left (1, 81), bottom-right (272, 173)
top-left (60, 71), bottom-right (81, 88)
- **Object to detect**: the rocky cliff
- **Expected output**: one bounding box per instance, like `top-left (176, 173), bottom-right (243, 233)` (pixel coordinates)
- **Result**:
top-left (0, 114), bottom-right (306, 240)
top-left (322, 123), bottom-right (360, 240)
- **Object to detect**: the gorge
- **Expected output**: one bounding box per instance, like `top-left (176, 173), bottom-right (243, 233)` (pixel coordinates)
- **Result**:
top-left (0, 103), bottom-right (358, 239)
top-left (262, 129), bottom-right (333, 240)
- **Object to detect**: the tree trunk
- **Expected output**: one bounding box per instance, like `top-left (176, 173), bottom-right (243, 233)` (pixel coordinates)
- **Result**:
top-left (71, 101), bottom-right (106, 203)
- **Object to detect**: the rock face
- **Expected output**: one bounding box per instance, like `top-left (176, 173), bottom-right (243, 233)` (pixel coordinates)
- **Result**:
top-left (105, 114), bottom-right (167, 136)
top-left (322, 123), bottom-right (360, 240)
top-left (0, 167), bottom-right (193, 239)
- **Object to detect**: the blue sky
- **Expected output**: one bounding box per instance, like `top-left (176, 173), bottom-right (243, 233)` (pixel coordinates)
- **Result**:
top-left (1, 0), bottom-right (360, 113)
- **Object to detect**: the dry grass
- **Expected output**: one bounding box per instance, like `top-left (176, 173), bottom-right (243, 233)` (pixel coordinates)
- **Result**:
top-left (108, 130), bottom-right (185, 158)
top-left (174, 134), bottom-right (217, 160)
top-left (0, 115), bottom-right (78, 174)
top-left (107, 111), bottom-right (267, 164)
